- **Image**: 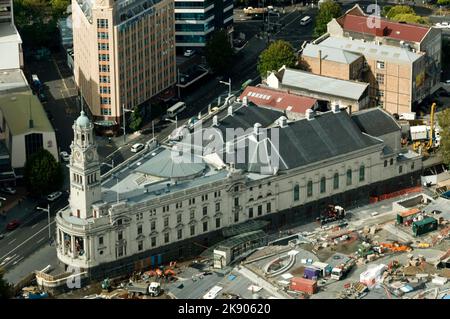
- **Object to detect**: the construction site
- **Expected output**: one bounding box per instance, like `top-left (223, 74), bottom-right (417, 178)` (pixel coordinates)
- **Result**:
top-left (16, 186), bottom-right (449, 300)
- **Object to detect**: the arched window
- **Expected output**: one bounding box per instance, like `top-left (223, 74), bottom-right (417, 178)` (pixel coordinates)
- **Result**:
top-left (384, 160), bottom-right (387, 167)
top-left (359, 165), bottom-right (365, 182)
top-left (307, 180), bottom-right (313, 197)
top-left (267, 192), bottom-right (272, 197)
top-left (333, 173), bottom-right (339, 190)
top-left (346, 169), bottom-right (352, 186)
top-left (293, 184), bottom-right (300, 202)
top-left (320, 177), bottom-right (326, 193)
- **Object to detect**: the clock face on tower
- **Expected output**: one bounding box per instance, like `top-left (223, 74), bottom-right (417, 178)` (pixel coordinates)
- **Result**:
top-left (86, 149), bottom-right (94, 162)
top-left (74, 150), bottom-right (82, 162)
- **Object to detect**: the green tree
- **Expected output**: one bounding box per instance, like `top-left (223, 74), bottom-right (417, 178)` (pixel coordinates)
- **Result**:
top-left (129, 105), bottom-right (143, 132)
top-left (386, 5), bottom-right (415, 19)
top-left (50, 0), bottom-right (71, 17)
top-left (0, 268), bottom-right (13, 299)
top-left (205, 30), bottom-right (234, 75)
top-left (437, 0), bottom-right (450, 6)
top-left (382, 5), bottom-right (392, 18)
top-left (390, 13), bottom-right (429, 25)
top-left (257, 40), bottom-right (297, 78)
top-left (24, 149), bottom-right (63, 196)
top-left (313, 0), bottom-right (342, 38)
top-left (438, 109), bottom-right (450, 166)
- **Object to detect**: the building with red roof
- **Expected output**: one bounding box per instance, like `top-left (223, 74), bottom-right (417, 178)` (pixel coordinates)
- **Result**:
top-left (239, 86), bottom-right (318, 119)
top-left (322, 4), bottom-right (442, 113)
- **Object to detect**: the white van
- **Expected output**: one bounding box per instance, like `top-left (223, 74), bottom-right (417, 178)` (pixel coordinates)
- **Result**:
top-left (300, 16), bottom-right (312, 26)
top-left (131, 143), bottom-right (144, 153)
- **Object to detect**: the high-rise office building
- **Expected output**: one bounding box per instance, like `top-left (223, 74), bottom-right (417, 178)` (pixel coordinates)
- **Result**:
top-left (72, 0), bottom-right (176, 124)
top-left (174, 0), bottom-right (233, 49)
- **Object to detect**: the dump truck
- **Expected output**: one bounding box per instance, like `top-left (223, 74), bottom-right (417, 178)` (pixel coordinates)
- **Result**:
top-left (331, 258), bottom-right (355, 280)
top-left (316, 205), bottom-right (346, 225)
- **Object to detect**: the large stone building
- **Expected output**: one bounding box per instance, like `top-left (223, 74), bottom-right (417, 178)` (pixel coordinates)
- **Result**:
top-left (72, 0), bottom-right (176, 124)
top-left (54, 101), bottom-right (421, 280)
top-left (313, 4), bottom-right (441, 114)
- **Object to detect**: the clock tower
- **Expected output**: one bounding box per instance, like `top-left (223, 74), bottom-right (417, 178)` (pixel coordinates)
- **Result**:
top-left (69, 111), bottom-right (102, 219)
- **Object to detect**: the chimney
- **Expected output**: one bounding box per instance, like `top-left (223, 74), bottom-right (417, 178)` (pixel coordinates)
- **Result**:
top-left (228, 105), bottom-right (233, 116)
top-left (253, 123), bottom-right (262, 136)
top-left (278, 116), bottom-right (288, 128)
top-left (332, 101), bottom-right (340, 113)
top-left (212, 115), bottom-right (218, 126)
top-left (243, 96), bottom-right (248, 106)
top-left (305, 109), bottom-right (315, 120)
top-left (318, 49), bottom-right (322, 75)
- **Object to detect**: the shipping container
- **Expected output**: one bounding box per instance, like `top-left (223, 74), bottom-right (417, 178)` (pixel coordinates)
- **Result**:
top-left (412, 217), bottom-right (438, 236)
top-left (303, 267), bottom-right (320, 280)
top-left (396, 208), bottom-right (421, 225)
top-left (290, 277), bottom-right (317, 295)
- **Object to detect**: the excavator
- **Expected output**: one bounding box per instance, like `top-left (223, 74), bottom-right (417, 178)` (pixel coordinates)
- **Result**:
top-left (412, 102), bottom-right (439, 155)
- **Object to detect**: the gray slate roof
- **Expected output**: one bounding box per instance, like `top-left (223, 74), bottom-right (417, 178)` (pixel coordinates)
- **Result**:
top-left (280, 68), bottom-right (369, 101)
top-left (351, 107), bottom-right (401, 137)
top-left (303, 43), bottom-right (362, 64)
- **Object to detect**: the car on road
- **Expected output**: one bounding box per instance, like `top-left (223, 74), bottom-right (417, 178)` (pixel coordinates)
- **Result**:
top-left (47, 191), bottom-right (62, 202)
top-left (38, 91), bottom-right (47, 103)
top-left (184, 49), bottom-right (195, 57)
top-left (60, 151), bottom-right (70, 162)
top-left (6, 219), bottom-right (20, 231)
top-left (130, 143), bottom-right (145, 153)
top-left (0, 187), bottom-right (16, 195)
top-left (300, 16), bottom-right (312, 26)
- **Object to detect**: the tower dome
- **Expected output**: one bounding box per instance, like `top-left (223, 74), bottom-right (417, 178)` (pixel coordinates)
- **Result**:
top-left (76, 110), bottom-right (90, 128)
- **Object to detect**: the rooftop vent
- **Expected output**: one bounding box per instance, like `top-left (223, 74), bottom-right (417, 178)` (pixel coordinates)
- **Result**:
top-left (227, 105), bottom-right (233, 116)
top-left (243, 96), bottom-right (248, 106)
top-left (253, 122), bottom-right (262, 136)
top-left (332, 101), bottom-right (340, 114)
top-left (305, 109), bottom-right (315, 121)
top-left (278, 116), bottom-right (288, 128)
top-left (212, 115), bottom-right (218, 126)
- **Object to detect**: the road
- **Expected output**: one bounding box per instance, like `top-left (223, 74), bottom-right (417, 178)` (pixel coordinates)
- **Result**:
top-left (0, 195), bottom-right (68, 273)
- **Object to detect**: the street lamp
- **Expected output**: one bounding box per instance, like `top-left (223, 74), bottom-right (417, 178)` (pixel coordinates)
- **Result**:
top-left (122, 104), bottom-right (134, 143)
top-left (219, 78), bottom-right (232, 98)
top-left (36, 204), bottom-right (51, 241)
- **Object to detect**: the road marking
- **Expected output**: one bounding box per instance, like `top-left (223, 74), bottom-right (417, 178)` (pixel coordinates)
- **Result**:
top-left (31, 223), bottom-right (38, 229)
top-left (0, 220), bottom-right (56, 262)
top-left (0, 254), bottom-right (16, 266)
top-left (13, 256), bottom-right (24, 265)
top-left (36, 237), bottom-right (46, 244)
top-left (5, 232), bottom-right (14, 237)
top-left (52, 57), bottom-right (70, 93)
top-left (8, 238), bottom-right (16, 245)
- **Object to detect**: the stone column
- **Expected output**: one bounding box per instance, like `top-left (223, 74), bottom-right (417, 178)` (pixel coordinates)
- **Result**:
top-left (84, 237), bottom-right (89, 261)
top-left (71, 235), bottom-right (75, 258)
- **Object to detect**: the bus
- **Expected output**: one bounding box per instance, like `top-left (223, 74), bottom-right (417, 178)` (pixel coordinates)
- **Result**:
top-left (166, 101), bottom-right (186, 118)
top-left (300, 16), bottom-right (312, 26)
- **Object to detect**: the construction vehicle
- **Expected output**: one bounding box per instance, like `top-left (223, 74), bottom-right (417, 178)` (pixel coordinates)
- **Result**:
top-left (148, 282), bottom-right (161, 297)
top-left (357, 242), bottom-right (374, 258)
top-left (316, 205), bottom-right (346, 225)
top-left (379, 242), bottom-right (412, 253)
top-left (412, 102), bottom-right (439, 154)
top-left (412, 217), bottom-right (438, 237)
top-left (330, 259), bottom-right (356, 280)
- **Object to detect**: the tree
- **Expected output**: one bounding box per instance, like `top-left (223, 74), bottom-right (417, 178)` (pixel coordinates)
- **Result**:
top-left (386, 5), bottom-right (415, 19)
top-left (129, 105), bottom-right (143, 132)
top-left (0, 268), bottom-right (13, 299)
top-left (205, 30), bottom-right (234, 75)
top-left (390, 13), bottom-right (429, 25)
top-left (297, 58), bottom-right (311, 72)
top-left (382, 5), bottom-right (392, 18)
top-left (438, 109), bottom-right (450, 166)
top-left (437, 0), bottom-right (450, 6)
top-left (50, 0), bottom-right (71, 17)
top-left (24, 149), bottom-right (63, 196)
top-left (257, 40), bottom-right (297, 78)
top-left (313, 0), bottom-right (342, 38)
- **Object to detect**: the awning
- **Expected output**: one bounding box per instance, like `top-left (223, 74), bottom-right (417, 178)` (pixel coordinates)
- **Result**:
top-left (94, 120), bottom-right (117, 127)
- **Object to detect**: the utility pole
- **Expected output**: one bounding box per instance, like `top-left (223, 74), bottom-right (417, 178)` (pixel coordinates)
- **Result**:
top-left (37, 204), bottom-right (51, 241)
top-left (122, 104), bottom-right (134, 143)
top-left (219, 78), bottom-right (232, 98)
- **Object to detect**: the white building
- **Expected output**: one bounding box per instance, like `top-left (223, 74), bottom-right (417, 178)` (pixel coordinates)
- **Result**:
top-left (54, 103), bottom-right (422, 280)
top-left (0, 0), bottom-right (23, 71)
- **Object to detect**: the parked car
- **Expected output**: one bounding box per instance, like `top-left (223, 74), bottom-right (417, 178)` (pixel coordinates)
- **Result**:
top-left (38, 92), bottom-right (47, 102)
top-left (130, 143), bottom-right (144, 153)
top-left (60, 151), bottom-right (70, 162)
top-left (0, 187), bottom-right (16, 195)
top-left (47, 191), bottom-right (62, 202)
top-left (6, 219), bottom-right (20, 231)
top-left (184, 49), bottom-right (195, 57)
